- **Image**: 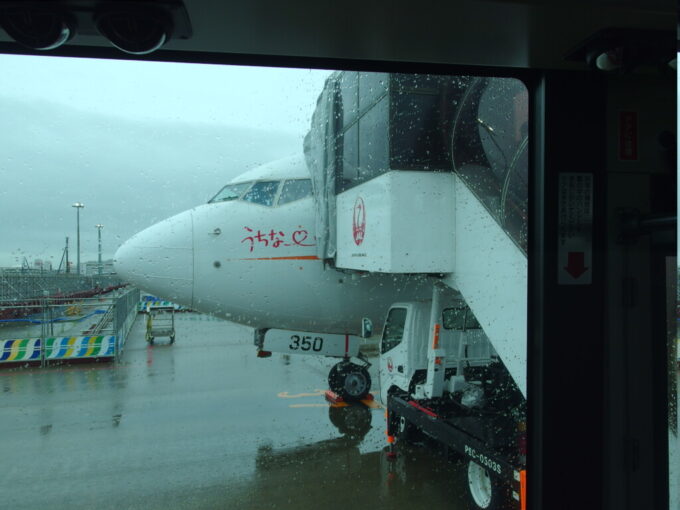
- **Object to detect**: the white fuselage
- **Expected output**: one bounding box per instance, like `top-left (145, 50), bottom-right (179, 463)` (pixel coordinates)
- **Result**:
top-left (114, 155), bottom-right (430, 334)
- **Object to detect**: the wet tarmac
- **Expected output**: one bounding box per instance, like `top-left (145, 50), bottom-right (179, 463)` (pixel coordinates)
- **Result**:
top-left (1, 312), bottom-right (473, 510)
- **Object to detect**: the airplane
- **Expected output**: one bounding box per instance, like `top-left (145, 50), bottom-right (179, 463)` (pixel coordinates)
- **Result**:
top-left (114, 70), bottom-right (528, 402)
top-left (114, 153), bottom-right (432, 399)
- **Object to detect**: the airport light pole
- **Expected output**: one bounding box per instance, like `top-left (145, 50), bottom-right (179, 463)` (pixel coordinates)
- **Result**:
top-left (64, 237), bottom-right (70, 274)
top-left (72, 202), bottom-right (84, 275)
top-left (95, 224), bottom-right (104, 275)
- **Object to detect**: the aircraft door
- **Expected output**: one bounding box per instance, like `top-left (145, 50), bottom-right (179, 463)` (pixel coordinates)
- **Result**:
top-left (379, 306), bottom-right (410, 404)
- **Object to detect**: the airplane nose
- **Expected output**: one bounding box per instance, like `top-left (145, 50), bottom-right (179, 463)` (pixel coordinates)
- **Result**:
top-left (114, 210), bottom-right (194, 307)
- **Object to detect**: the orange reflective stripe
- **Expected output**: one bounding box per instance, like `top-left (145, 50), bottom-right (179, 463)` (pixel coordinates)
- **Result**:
top-left (432, 323), bottom-right (440, 349)
top-left (520, 470), bottom-right (527, 510)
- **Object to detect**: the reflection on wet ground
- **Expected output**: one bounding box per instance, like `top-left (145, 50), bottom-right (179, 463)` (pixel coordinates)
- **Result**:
top-left (0, 312), bottom-right (471, 509)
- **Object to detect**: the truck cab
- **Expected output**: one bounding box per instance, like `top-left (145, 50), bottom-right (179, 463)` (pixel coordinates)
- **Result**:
top-left (379, 296), bottom-right (500, 404)
top-left (380, 289), bottom-right (527, 510)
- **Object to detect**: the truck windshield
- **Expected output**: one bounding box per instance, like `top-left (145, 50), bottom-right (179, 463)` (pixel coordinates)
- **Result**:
top-left (381, 307), bottom-right (407, 354)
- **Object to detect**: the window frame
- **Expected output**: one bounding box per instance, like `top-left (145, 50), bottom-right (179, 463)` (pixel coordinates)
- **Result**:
top-left (276, 178), bottom-right (313, 206)
top-left (240, 179), bottom-right (282, 207)
top-left (380, 306), bottom-right (408, 355)
top-left (5, 40), bottom-right (663, 510)
top-left (208, 181), bottom-right (254, 204)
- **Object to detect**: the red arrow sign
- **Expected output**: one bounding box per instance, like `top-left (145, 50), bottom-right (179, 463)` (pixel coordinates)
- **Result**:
top-left (565, 252), bottom-right (588, 279)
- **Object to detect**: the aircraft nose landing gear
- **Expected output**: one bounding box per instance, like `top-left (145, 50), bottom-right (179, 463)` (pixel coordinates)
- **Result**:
top-left (328, 359), bottom-right (372, 401)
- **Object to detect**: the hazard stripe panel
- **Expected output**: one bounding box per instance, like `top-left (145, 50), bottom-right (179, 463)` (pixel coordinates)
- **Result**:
top-left (0, 338), bottom-right (42, 362)
top-left (44, 336), bottom-right (116, 359)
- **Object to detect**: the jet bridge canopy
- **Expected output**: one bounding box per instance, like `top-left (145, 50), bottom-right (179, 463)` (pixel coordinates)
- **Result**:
top-left (304, 70), bottom-right (529, 395)
top-left (304, 71), bottom-right (528, 266)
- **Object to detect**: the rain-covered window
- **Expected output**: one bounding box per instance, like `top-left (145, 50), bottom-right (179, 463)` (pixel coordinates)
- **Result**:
top-left (451, 77), bottom-right (528, 253)
top-left (390, 74), bottom-right (467, 170)
top-left (208, 182), bottom-right (252, 203)
top-left (277, 179), bottom-right (312, 205)
top-left (465, 310), bottom-right (482, 330)
top-left (443, 307), bottom-right (482, 331)
top-left (0, 55), bottom-right (530, 510)
top-left (443, 307), bottom-right (466, 330)
top-left (337, 72), bottom-right (390, 192)
top-left (341, 124), bottom-right (359, 184)
top-left (381, 307), bottom-right (407, 354)
top-left (241, 180), bottom-right (280, 206)
top-left (357, 95), bottom-right (389, 181)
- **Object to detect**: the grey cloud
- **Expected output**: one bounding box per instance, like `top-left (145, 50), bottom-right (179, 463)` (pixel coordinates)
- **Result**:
top-left (0, 95), bottom-right (303, 266)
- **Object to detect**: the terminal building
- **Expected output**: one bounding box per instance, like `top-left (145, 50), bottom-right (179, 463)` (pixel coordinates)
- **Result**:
top-left (84, 260), bottom-right (116, 276)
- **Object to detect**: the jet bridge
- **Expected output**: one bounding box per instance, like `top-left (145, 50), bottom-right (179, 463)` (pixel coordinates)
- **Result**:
top-left (305, 72), bottom-right (529, 396)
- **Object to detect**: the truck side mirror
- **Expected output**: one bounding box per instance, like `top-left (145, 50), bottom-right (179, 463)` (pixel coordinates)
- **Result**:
top-left (361, 318), bottom-right (373, 338)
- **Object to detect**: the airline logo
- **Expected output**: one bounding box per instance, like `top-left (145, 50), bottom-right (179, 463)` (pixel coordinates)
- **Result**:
top-left (353, 197), bottom-right (366, 246)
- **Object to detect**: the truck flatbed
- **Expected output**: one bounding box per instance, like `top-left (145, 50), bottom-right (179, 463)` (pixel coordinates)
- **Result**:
top-left (387, 392), bottom-right (526, 509)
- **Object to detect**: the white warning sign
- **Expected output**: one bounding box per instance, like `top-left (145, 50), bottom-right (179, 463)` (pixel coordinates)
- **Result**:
top-left (558, 173), bottom-right (593, 285)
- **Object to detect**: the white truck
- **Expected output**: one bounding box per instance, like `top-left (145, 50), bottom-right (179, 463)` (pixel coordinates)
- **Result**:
top-left (255, 282), bottom-right (527, 510)
top-left (379, 284), bottom-right (526, 510)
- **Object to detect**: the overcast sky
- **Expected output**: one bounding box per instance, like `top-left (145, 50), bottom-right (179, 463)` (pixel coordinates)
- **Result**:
top-left (0, 54), bottom-right (330, 268)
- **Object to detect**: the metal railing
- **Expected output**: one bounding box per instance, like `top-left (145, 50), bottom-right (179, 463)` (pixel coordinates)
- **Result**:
top-left (113, 288), bottom-right (140, 357)
top-left (0, 287), bottom-right (140, 366)
top-left (0, 269), bottom-right (121, 303)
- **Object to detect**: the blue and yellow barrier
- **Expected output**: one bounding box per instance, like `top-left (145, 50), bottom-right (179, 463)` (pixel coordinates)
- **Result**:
top-left (0, 338), bottom-right (42, 363)
top-left (45, 336), bottom-right (116, 360)
top-left (0, 336), bottom-right (116, 363)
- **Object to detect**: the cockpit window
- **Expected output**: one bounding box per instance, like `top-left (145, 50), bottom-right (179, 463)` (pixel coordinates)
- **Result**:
top-left (208, 182), bottom-right (252, 203)
top-left (278, 179), bottom-right (312, 205)
top-left (242, 180), bottom-right (280, 206)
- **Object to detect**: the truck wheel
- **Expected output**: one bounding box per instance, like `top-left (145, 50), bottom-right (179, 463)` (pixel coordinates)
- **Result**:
top-left (342, 363), bottom-right (371, 400)
top-left (467, 461), bottom-right (512, 510)
top-left (329, 362), bottom-right (371, 400)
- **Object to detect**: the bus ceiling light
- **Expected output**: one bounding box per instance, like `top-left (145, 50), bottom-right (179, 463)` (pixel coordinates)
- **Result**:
top-left (592, 49), bottom-right (622, 72)
top-left (0, 1), bottom-right (192, 55)
top-left (565, 28), bottom-right (675, 74)
top-left (0, 5), bottom-right (75, 50)
top-left (95, 7), bottom-right (171, 55)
